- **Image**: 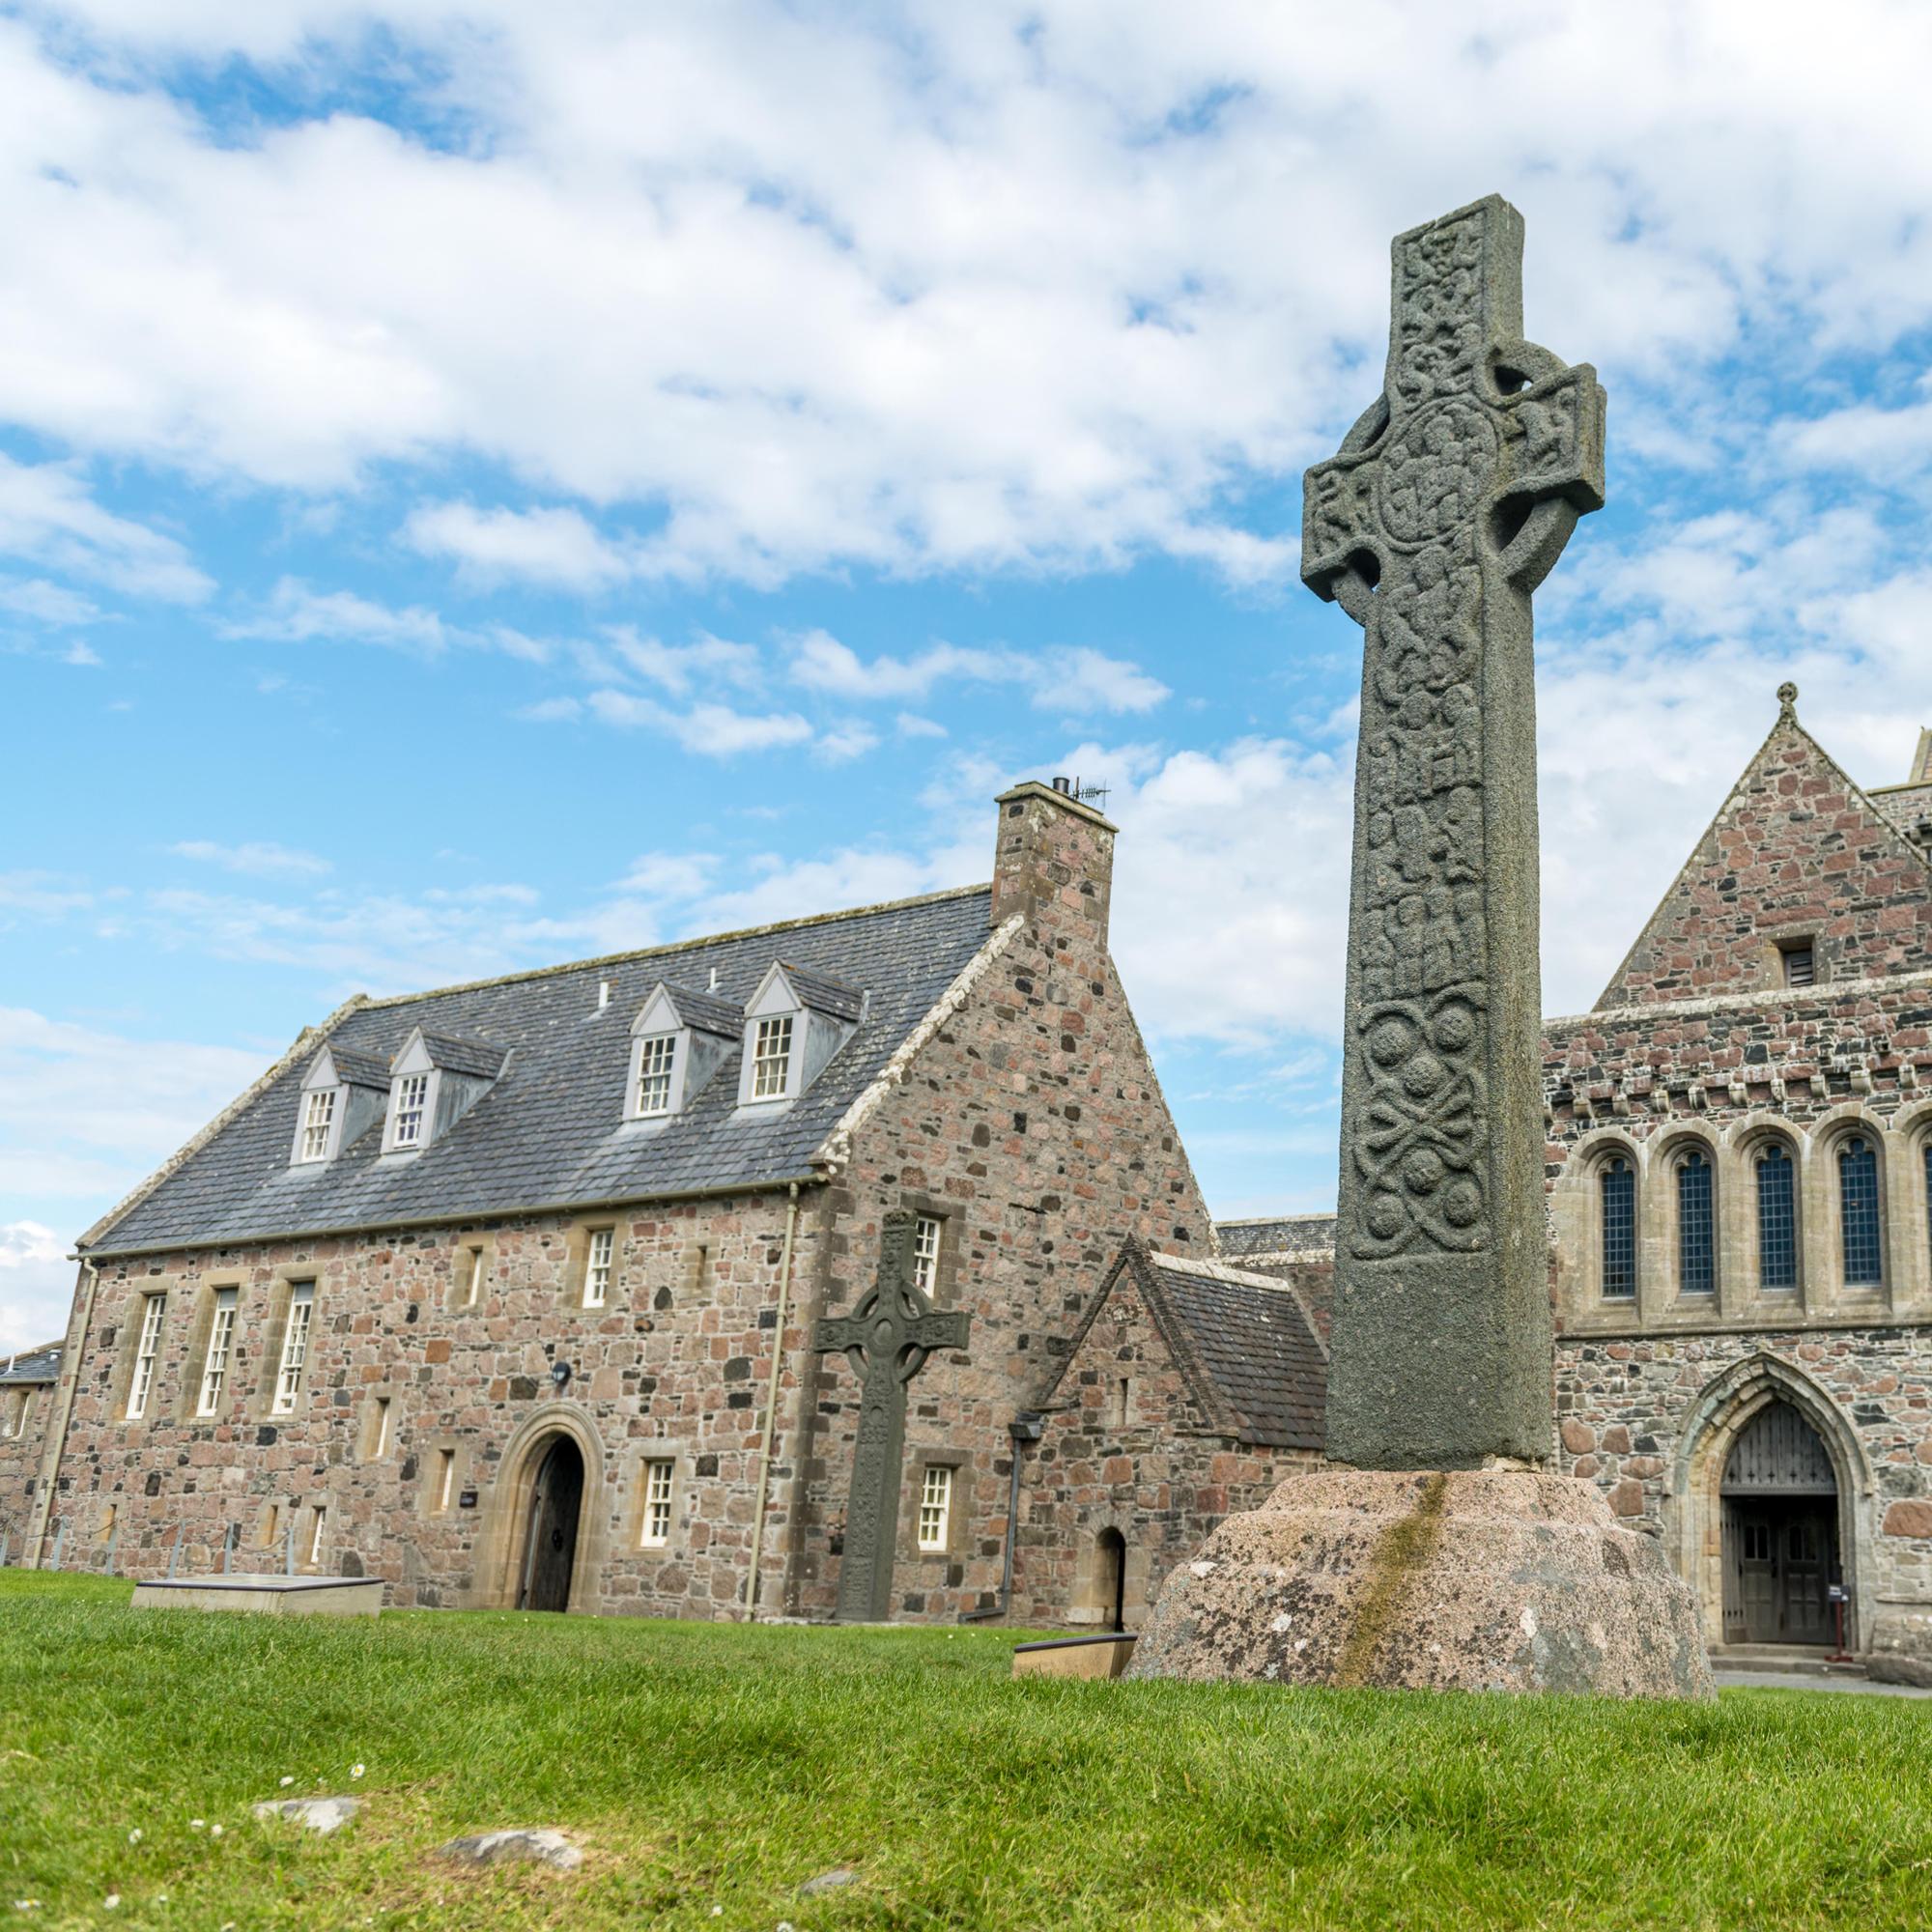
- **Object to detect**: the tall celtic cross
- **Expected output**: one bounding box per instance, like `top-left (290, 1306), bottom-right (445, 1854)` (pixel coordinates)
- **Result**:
top-left (814, 1209), bottom-right (970, 1621)
top-left (1301, 194), bottom-right (1605, 1469)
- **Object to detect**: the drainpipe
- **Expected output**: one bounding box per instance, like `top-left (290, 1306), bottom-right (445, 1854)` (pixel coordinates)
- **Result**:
top-left (27, 1261), bottom-right (99, 1568)
top-left (743, 1182), bottom-right (801, 1618)
top-left (960, 1412), bottom-right (1043, 1623)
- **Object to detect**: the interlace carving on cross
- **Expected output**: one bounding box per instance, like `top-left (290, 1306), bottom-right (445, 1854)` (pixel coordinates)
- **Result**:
top-left (1302, 195), bottom-right (1604, 1263)
top-left (813, 1208), bottom-right (970, 1621)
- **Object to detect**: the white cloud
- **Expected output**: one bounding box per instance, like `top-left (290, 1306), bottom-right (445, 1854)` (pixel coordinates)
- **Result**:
top-left (0, 576), bottom-right (102, 626)
top-left (0, 1220), bottom-right (71, 1355)
top-left (169, 838), bottom-right (332, 878)
top-left (7, 5), bottom-right (1932, 584)
top-left (224, 577), bottom-right (455, 653)
top-left (581, 689), bottom-right (814, 756)
top-left (788, 628), bottom-right (1168, 715)
top-left (605, 626), bottom-right (763, 696)
top-left (0, 454), bottom-right (211, 602)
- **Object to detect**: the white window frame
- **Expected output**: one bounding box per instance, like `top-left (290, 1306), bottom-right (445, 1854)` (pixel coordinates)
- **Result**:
top-left (127, 1293), bottom-right (167, 1421)
top-left (196, 1287), bottom-right (240, 1418)
top-left (387, 1071), bottom-right (432, 1151)
top-left (633, 1032), bottom-right (678, 1119)
top-left (918, 1465), bottom-right (952, 1552)
top-left (584, 1227), bottom-right (614, 1309)
top-left (298, 1088), bottom-right (337, 1163)
top-left (272, 1282), bottom-right (315, 1414)
top-left (912, 1214), bottom-right (942, 1298)
top-left (642, 1458), bottom-right (674, 1548)
top-left (751, 1014), bottom-right (793, 1100)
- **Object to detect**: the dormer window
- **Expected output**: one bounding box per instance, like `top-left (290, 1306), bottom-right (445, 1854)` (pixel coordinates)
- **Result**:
top-left (753, 1016), bottom-right (793, 1098)
top-left (381, 1028), bottom-right (508, 1155)
top-left (635, 1035), bottom-right (676, 1117)
top-left (736, 960), bottom-right (864, 1110)
top-left (391, 1072), bottom-right (429, 1149)
top-left (298, 1089), bottom-right (336, 1163)
top-left (624, 981), bottom-right (739, 1123)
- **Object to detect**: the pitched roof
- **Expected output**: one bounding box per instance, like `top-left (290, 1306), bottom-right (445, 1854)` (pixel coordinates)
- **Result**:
top-left (777, 961), bottom-right (866, 1022)
top-left (0, 1343), bottom-right (62, 1386)
top-left (1042, 1243), bottom-right (1327, 1451)
top-left (653, 983), bottom-right (744, 1037)
top-left (85, 886), bottom-right (997, 1257)
top-left (1215, 1213), bottom-right (1337, 1262)
top-left (324, 1045), bottom-right (391, 1091)
top-left (415, 1031), bottom-right (511, 1080)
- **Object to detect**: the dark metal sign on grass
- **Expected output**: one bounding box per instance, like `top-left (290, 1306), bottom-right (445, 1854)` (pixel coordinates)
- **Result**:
top-left (814, 1209), bottom-right (969, 1622)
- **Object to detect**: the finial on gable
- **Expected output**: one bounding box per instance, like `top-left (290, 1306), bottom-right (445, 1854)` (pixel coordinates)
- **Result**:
top-left (1777, 681), bottom-right (1799, 722)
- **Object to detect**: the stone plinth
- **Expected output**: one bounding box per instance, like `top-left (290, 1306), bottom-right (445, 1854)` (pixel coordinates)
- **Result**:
top-left (130, 1574), bottom-right (384, 1616)
top-left (1124, 1469), bottom-right (1713, 1700)
top-left (1011, 1634), bottom-right (1139, 1680)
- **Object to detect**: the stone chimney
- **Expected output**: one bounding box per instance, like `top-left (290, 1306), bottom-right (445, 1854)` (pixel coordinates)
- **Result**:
top-left (989, 780), bottom-right (1116, 946)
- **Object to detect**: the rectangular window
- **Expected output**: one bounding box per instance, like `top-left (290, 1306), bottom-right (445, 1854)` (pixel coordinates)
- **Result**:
top-left (457, 1243), bottom-right (486, 1307)
top-left (262, 1503), bottom-right (280, 1548)
top-left (373, 1396), bottom-right (393, 1460)
top-left (391, 1072), bottom-right (430, 1148)
top-left (306, 1505), bottom-right (327, 1568)
top-left (918, 1465), bottom-right (952, 1552)
top-left (585, 1228), bottom-right (614, 1308)
top-left (752, 1015), bottom-right (793, 1099)
top-left (1839, 1137), bottom-right (1884, 1287)
top-left (272, 1282), bottom-right (315, 1413)
top-left (1757, 1146), bottom-right (1798, 1291)
top-left (642, 1459), bottom-right (674, 1547)
top-left (635, 1034), bottom-right (676, 1117)
top-left (2, 1388), bottom-right (27, 1439)
top-left (437, 1448), bottom-right (456, 1513)
top-left (127, 1293), bottom-right (167, 1420)
top-left (1600, 1159), bottom-right (1635, 1300)
top-left (196, 1288), bottom-right (239, 1417)
top-left (1676, 1152), bottom-right (1715, 1296)
top-left (911, 1214), bottom-right (942, 1297)
top-left (1112, 1378), bottom-right (1130, 1429)
top-left (298, 1088), bottom-right (336, 1162)
top-left (1782, 943), bottom-right (1816, 987)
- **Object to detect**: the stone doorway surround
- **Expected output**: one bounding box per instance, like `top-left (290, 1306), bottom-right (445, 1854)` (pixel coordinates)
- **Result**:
top-left (1666, 1353), bottom-right (1874, 1654)
top-left (1066, 1518), bottom-right (1149, 1631)
top-left (470, 1403), bottom-right (610, 1615)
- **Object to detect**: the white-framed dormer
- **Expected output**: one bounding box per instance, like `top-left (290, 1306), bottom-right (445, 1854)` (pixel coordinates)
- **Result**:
top-left (625, 982), bottom-right (740, 1125)
top-left (735, 960), bottom-right (864, 1110)
top-left (381, 1026), bottom-right (508, 1157)
top-left (289, 1043), bottom-right (390, 1168)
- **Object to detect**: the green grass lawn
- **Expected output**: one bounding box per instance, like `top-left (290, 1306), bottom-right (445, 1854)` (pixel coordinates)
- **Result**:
top-left (5, 1573), bottom-right (1932, 1930)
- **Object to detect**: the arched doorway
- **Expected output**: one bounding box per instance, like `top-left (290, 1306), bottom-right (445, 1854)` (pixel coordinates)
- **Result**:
top-left (517, 1435), bottom-right (585, 1613)
top-left (1095, 1528), bottom-right (1126, 1634)
top-left (1719, 1402), bottom-right (1838, 1645)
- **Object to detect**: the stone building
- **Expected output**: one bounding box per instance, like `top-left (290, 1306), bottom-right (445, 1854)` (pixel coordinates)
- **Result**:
top-left (13, 781), bottom-right (1216, 1623)
top-left (1545, 690), bottom-right (1932, 1672)
top-left (0, 1342), bottom-right (61, 1561)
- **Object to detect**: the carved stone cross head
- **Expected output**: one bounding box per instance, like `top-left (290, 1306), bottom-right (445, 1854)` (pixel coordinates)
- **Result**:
top-left (813, 1208), bottom-right (969, 1392)
top-left (1301, 194), bottom-right (1605, 626)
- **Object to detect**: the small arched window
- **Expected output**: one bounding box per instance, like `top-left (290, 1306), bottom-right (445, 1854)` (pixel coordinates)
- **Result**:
top-left (1924, 1138), bottom-right (1932, 1269)
top-left (1676, 1148), bottom-right (1715, 1296)
top-left (1600, 1155), bottom-right (1635, 1300)
top-left (1756, 1144), bottom-right (1797, 1291)
top-left (1839, 1134), bottom-right (1883, 1286)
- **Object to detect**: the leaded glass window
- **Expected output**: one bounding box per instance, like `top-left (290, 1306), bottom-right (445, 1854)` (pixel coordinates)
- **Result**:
top-left (1677, 1150), bottom-right (1715, 1295)
top-left (1839, 1135), bottom-right (1883, 1286)
top-left (1600, 1157), bottom-right (1635, 1300)
top-left (1925, 1141), bottom-right (1932, 1270)
top-left (1757, 1145), bottom-right (1797, 1291)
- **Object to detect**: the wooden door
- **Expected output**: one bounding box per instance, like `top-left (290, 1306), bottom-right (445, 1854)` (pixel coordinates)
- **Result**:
top-left (1780, 1509), bottom-right (1831, 1644)
top-left (519, 1437), bottom-right (583, 1613)
top-left (1720, 1501), bottom-right (1746, 1642)
top-left (1737, 1509), bottom-right (1778, 1642)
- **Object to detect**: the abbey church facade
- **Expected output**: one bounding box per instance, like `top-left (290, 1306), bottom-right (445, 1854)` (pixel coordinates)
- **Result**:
top-left (12, 692), bottom-right (1932, 1677)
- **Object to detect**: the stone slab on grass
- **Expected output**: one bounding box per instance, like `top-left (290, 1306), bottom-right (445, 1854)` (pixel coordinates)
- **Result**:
top-left (253, 1796), bottom-right (362, 1834)
top-left (132, 1576), bottom-right (384, 1617)
top-left (439, 1828), bottom-right (582, 1871)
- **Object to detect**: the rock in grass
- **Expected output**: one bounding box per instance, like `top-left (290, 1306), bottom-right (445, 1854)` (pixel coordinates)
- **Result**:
top-left (438, 1828), bottom-right (582, 1871)
top-left (252, 1796), bottom-right (362, 1835)
top-left (798, 1868), bottom-right (859, 1896)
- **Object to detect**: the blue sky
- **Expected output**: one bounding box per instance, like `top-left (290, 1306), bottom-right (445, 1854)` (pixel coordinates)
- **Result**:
top-left (7, 1), bottom-right (1932, 1347)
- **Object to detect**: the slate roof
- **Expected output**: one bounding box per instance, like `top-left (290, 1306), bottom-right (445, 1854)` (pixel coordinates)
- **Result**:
top-left (779, 962), bottom-right (866, 1022)
top-left (325, 1046), bottom-right (392, 1091)
top-left (1, 1343), bottom-right (62, 1386)
top-left (655, 983), bottom-right (744, 1037)
top-left (88, 886), bottom-right (997, 1258)
top-left (1215, 1213), bottom-right (1337, 1262)
top-left (1042, 1244), bottom-right (1327, 1452)
top-left (415, 1031), bottom-right (511, 1079)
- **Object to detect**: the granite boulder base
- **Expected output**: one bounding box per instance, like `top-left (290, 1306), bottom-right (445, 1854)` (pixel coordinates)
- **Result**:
top-left (1124, 1469), bottom-right (1713, 1699)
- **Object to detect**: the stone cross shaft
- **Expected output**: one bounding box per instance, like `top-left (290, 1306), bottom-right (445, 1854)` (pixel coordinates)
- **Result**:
top-left (814, 1209), bottom-right (970, 1622)
top-left (1301, 194), bottom-right (1605, 1469)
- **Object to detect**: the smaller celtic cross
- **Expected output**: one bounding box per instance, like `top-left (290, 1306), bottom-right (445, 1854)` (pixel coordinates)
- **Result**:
top-left (814, 1209), bottom-right (970, 1622)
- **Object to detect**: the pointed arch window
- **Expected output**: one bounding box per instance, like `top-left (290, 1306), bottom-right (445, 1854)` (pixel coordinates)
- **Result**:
top-left (1600, 1155), bottom-right (1635, 1300)
top-left (1756, 1144), bottom-right (1798, 1291)
top-left (1924, 1139), bottom-right (1932, 1271)
top-left (1839, 1134), bottom-right (1883, 1286)
top-left (1676, 1149), bottom-right (1715, 1296)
